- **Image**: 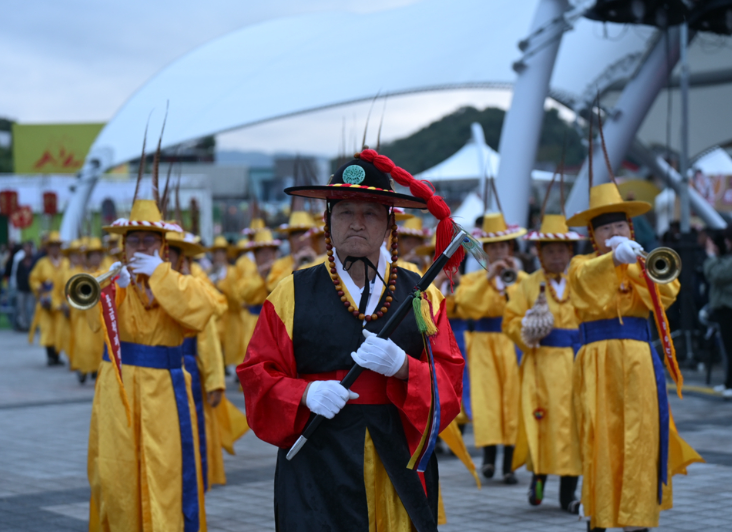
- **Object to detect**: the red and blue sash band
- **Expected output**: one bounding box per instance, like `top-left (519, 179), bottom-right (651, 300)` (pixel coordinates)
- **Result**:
top-left (103, 341), bottom-right (200, 532)
top-left (182, 337), bottom-right (208, 492)
top-left (412, 338), bottom-right (441, 472)
top-left (579, 317), bottom-right (669, 503)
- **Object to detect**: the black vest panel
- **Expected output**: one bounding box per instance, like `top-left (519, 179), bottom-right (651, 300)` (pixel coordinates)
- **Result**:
top-left (275, 262), bottom-right (439, 532)
top-left (292, 262), bottom-right (426, 374)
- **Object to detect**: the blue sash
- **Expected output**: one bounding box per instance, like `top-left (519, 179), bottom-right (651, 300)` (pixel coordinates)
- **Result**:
top-left (540, 328), bottom-right (581, 356)
top-left (104, 341), bottom-right (199, 531)
top-left (473, 317), bottom-right (522, 364)
top-left (182, 337), bottom-right (207, 492)
top-left (579, 317), bottom-right (669, 503)
top-left (473, 316), bottom-right (502, 333)
top-left (449, 318), bottom-right (471, 420)
top-left (248, 305), bottom-right (262, 316)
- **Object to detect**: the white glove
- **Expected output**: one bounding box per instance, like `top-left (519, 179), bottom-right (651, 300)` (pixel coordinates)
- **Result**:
top-left (129, 250), bottom-right (164, 277)
top-left (110, 261), bottom-right (131, 288)
top-left (351, 329), bottom-right (407, 377)
top-left (612, 239), bottom-right (643, 265)
top-left (605, 235), bottom-right (630, 250)
top-left (305, 380), bottom-right (359, 419)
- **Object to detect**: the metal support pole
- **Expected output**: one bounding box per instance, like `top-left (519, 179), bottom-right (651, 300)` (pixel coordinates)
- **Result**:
top-left (565, 27), bottom-right (690, 218)
top-left (678, 21), bottom-right (695, 365)
top-left (495, 0), bottom-right (570, 226)
top-left (629, 139), bottom-right (727, 230)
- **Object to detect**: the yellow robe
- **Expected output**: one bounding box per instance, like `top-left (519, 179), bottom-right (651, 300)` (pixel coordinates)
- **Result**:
top-left (265, 254), bottom-right (294, 292)
top-left (569, 252), bottom-right (702, 529)
top-left (87, 263), bottom-right (217, 532)
top-left (28, 256), bottom-right (69, 349)
top-left (235, 256), bottom-right (269, 356)
top-left (215, 265), bottom-right (251, 367)
top-left (66, 265), bottom-right (105, 374)
top-left (56, 262), bottom-right (72, 357)
top-left (503, 270), bottom-right (581, 476)
top-left (187, 272), bottom-right (247, 490)
top-left (454, 269), bottom-right (526, 447)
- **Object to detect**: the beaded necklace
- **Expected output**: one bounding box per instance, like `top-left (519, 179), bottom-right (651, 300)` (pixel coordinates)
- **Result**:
top-left (544, 272), bottom-right (570, 304)
top-left (325, 222), bottom-right (399, 323)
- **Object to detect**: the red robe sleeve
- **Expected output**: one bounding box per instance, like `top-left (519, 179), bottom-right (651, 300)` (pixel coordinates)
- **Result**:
top-left (236, 278), bottom-right (310, 448)
top-left (386, 293), bottom-right (464, 454)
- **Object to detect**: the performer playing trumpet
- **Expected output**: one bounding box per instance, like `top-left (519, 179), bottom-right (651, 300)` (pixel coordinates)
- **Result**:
top-left (567, 182), bottom-right (702, 531)
top-left (86, 196), bottom-right (219, 531)
top-left (454, 212), bottom-right (526, 484)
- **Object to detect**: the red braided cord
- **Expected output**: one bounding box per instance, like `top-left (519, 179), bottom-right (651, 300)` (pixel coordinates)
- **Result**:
top-left (359, 149), bottom-right (464, 277)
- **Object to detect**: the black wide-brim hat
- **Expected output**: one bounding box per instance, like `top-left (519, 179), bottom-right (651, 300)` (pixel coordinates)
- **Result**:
top-left (284, 158), bottom-right (426, 209)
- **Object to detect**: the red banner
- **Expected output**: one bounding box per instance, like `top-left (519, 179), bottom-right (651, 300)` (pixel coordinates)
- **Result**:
top-left (99, 280), bottom-right (131, 424)
top-left (638, 258), bottom-right (683, 397)
top-left (43, 191), bottom-right (58, 215)
top-left (0, 190), bottom-right (18, 215)
top-left (100, 282), bottom-right (123, 380)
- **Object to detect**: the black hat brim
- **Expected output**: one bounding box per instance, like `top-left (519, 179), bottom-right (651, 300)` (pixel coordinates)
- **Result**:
top-left (285, 185), bottom-right (426, 209)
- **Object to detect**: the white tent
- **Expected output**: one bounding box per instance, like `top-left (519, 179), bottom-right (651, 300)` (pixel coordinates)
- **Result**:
top-left (416, 138), bottom-right (558, 183)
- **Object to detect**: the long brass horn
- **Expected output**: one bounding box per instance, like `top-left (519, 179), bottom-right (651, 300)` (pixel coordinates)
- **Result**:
top-left (65, 264), bottom-right (124, 310)
top-left (500, 268), bottom-right (518, 286)
top-left (639, 247), bottom-right (681, 284)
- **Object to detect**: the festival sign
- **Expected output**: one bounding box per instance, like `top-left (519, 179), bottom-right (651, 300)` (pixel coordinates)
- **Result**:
top-left (12, 123), bottom-right (104, 174)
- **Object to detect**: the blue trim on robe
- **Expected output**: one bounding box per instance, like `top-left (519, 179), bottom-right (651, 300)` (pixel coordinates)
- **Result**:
top-left (182, 337), bottom-right (208, 492)
top-left (473, 317), bottom-right (522, 364)
top-left (248, 304), bottom-right (263, 316)
top-left (449, 318), bottom-right (471, 420)
top-left (579, 317), bottom-right (669, 503)
top-left (104, 341), bottom-right (199, 531)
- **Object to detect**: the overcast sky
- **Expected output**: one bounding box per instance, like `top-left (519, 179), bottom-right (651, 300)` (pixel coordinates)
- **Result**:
top-left (1, 0), bottom-right (514, 156)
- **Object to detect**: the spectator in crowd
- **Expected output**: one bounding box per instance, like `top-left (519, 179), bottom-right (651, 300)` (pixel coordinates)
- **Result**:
top-left (2, 241), bottom-right (19, 282)
top-left (704, 226), bottom-right (732, 398)
top-left (13, 242), bottom-right (36, 331)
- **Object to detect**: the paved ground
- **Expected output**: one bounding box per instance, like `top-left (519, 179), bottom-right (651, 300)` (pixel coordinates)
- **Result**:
top-left (1, 329), bottom-right (732, 531)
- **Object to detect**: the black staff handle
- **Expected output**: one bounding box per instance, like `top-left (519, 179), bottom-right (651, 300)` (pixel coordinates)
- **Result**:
top-left (286, 231), bottom-right (466, 460)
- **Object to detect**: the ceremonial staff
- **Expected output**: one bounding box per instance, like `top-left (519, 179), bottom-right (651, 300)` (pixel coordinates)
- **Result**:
top-left (287, 228), bottom-right (476, 460)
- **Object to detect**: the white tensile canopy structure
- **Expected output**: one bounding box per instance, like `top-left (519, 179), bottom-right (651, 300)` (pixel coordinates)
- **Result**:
top-left (62, 0), bottom-right (731, 239)
top-left (415, 129), bottom-right (556, 184)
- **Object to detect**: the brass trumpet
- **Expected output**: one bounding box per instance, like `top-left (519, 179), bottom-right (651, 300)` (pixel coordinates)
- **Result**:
top-left (638, 247), bottom-right (681, 284)
top-left (65, 264), bottom-right (125, 310)
top-left (500, 268), bottom-right (518, 286)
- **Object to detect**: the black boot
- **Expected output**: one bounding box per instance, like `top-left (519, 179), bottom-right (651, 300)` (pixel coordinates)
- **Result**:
top-left (560, 475), bottom-right (580, 514)
top-left (586, 523), bottom-right (605, 532)
top-left (46, 347), bottom-right (61, 366)
top-left (481, 445), bottom-right (496, 478)
top-left (502, 446), bottom-right (518, 484)
top-left (77, 371), bottom-right (87, 384)
top-left (528, 474), bottom-right (547, 505)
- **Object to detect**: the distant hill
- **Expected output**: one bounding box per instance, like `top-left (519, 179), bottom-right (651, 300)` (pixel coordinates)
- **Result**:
top-left (378, 106), bottom-right (585, 175)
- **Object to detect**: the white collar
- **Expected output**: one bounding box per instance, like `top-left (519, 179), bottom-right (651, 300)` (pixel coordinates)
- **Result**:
top-left (549, 276), bottom-right (566, 299)
top-left (333, 247), bottom-right (387, 321)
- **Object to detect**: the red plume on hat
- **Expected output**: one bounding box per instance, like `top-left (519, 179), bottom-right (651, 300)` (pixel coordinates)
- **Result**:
top-left (357, 149), bottom-right (465, 279)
